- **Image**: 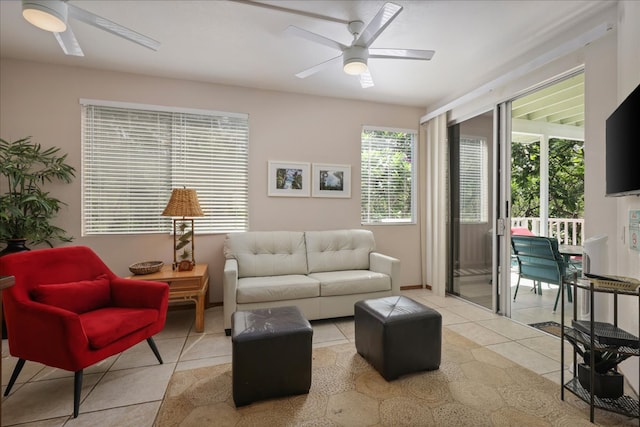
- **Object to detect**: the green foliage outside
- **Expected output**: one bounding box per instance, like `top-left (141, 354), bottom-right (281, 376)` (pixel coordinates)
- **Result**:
top-left (361, 130), bottom-right (414, 223)
top-left (511, 138), bottom-right (584, 219)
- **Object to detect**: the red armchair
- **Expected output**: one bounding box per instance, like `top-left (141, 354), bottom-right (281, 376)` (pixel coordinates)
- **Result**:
top-left (0, 246), bottom-right (169, 418)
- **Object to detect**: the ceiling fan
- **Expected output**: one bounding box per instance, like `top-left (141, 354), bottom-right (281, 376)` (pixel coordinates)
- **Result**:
top-left (21, 0), bottom-right (160, 57)
top-left (284, 2), bottom-right (435, 88)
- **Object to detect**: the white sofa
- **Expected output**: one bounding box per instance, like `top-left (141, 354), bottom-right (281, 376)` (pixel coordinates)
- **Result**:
top-left (222, 229), bottom-right (401, 334)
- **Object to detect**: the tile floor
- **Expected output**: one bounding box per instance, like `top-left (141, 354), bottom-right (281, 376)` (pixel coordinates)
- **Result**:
top-left (0, 288), bottom-right (619, 426)
top-left (510, 273), bottom-right (575, 327)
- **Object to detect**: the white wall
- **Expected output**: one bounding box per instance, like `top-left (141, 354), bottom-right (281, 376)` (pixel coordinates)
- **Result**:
top-left (0, 59), bottom-right (424, 302)
top-left (614, 2), bottom-right (640, 282)
top-left (583, 17), bottom-right (618, 288)
top-left (613, 0), bottom-right (640, 391)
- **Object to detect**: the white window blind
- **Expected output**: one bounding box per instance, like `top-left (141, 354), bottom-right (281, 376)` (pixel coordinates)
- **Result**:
top-left (81, 102), bottom-right (249, 235)
top-left (459, 136), bottom-right (488, 223)
top-left (361, 127), bottom-right (416, 224)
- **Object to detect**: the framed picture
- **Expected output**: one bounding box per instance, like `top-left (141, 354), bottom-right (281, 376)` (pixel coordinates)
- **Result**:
top-left (312, 163), bottom-right (351, 198)
top-left (268, 161), bottom-right (311, 197)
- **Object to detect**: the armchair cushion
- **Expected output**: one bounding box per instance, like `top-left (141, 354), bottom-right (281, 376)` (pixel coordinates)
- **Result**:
top-left (31, 275), bottom-right (111, 314)
top-left (81, 307), bottom-right (160, 350)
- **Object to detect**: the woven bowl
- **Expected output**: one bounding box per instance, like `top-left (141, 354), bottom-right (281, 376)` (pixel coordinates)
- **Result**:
top-left (129, 261), bottom-right (164, 275)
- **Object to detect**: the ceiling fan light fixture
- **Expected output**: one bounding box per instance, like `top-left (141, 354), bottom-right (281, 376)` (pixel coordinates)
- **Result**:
top-left (344, 59), bottom-right (368, 75)
top-left (343, 46), bottom-right (368, 75)
top-left (22, 0), bottom-right (67, 33)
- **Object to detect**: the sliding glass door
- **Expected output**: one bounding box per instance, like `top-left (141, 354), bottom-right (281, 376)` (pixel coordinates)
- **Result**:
top-left (448, 111), bottom-right (497, 310)
top-left (508, 72), bottom-right (585, 325)
top-left (445, 72), bottom-right (584, 316)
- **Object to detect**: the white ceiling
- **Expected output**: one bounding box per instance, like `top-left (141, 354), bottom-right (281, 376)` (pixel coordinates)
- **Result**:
top-left (0, 0), bottom-right (614, 108)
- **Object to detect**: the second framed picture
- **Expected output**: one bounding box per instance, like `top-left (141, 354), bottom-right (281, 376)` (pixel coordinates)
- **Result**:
top-left (312, 163), bottom-right (351, 198)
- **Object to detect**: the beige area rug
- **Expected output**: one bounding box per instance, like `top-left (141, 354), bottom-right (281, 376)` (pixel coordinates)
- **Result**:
top-left (155, 329), bottom-right (636, 426)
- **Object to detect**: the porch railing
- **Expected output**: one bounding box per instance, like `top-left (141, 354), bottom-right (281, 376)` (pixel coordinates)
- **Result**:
top-left (511, 217), bottom-right (584, 246)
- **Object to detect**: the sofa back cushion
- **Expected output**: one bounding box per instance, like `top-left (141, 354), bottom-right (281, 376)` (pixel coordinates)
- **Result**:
top-left (305, 229), bottom-right (375, 273)
top-left (224, 231), bottom-right (308, 278)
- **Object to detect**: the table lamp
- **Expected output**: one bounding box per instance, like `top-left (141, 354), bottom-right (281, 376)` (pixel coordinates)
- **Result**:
top-left (162, 188), bottom-right (204, 271)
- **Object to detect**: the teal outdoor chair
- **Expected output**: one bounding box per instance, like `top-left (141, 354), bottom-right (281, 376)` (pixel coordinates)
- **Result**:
top-left (511, 235), bottom-right (573, 311)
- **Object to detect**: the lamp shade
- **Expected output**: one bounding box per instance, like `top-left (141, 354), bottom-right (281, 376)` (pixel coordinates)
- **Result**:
top-left (22, 0), bottom-right (68, 33)
top-left (162, 188), bottom-right (204, 217)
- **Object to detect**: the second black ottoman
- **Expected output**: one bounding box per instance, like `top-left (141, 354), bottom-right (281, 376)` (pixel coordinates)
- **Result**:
top-left (355, 296), bottom-right (441, 380)
top-left (231, 306), bottom-right (313, 406)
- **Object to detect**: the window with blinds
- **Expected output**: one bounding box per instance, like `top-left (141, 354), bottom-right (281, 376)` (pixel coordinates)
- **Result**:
top-left (81, 101), bottom-right (249, 235)
top-left (459, 135), bottom-right (488, 223)
top-left (361, 127), bottom-right (416, 224)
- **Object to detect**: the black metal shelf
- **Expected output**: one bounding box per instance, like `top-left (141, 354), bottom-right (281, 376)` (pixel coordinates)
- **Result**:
top-left (564, 327), bottom-right (639, 357)
top-left (564, 377), bottom-right (640, 417)
top-left (560, 277), bottom-right (640, 423)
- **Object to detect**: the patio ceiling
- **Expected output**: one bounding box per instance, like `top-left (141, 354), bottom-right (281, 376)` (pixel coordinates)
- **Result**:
top-left (511, 73), bottom-right (584, 144)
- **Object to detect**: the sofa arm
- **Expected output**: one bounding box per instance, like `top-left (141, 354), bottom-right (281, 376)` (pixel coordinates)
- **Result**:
top-left (223, 258), bottom-right (239, 333)
top-left (370, 252), bottom-right (401, 295)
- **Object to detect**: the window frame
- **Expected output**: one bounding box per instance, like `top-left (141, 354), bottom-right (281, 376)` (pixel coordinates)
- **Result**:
top-left (360, 125), bottom-right (417, 226)
top-left (80, 99), bottom-right (249, 236)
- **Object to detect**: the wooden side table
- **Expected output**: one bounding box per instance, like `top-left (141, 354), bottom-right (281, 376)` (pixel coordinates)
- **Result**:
top-left (128, 264), bottom-right (209, 332)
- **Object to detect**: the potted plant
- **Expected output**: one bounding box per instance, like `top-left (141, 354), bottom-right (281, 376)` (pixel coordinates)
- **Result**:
top-left (0, 137), bottom-right (76, 252)
top-left (576, 348), bottom-right (629, 399)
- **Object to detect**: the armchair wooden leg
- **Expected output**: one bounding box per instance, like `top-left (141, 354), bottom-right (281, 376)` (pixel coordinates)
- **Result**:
top-left (147, 337), bottom-right (163, 364)
top-left (73, 370), bottom-right (83, 418)
top-left (4, 358), bottom-right (26, 396)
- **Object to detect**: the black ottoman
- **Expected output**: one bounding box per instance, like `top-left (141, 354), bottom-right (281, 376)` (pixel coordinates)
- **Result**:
top-left (355, 296), bottom-right (441, 380)
top-left (231, 306), bottom-right (313, 406)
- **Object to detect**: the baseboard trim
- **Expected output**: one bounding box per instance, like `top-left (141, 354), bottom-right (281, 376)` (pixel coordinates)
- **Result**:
top-left (206, 289), bottom-right (431, 309)
top-left (400, 284), bottom-right (431, 290)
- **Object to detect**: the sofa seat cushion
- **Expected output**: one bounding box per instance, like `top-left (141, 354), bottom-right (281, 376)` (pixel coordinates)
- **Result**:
top-left (308, 270), bottom-right (391, 297)
top-left (237, 275), bottom-right (320, 304)
top-left (80, 307), bottom-right (159, 350)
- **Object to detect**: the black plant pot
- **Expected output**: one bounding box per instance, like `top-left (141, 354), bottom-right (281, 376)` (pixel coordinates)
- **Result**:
top-left (577, 363), bottom-right (624, 399)
top-left (0, 239), bottom-right (30, 256)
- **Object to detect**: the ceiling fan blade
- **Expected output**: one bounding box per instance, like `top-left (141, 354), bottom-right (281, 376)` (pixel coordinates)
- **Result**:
top-left (54, 26), bottom-right (84, 56)
top-left (369, 48), bottom-right (435, 60)
top-left (295, 55), bottom-right (342, 79)
top-left (359, 70), bottom-right (374, 88)
top-left (354, 2), bottom-right (402, 48)
top-left (67, 4), bottom-right (160, 51)
top-left (285, 26), bottom-right (347, 52)
top-left (229, 0), bottom-right (350, 25)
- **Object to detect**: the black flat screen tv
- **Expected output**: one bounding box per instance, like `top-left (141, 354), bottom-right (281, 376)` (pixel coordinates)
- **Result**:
top-left (605, 83), bottom-right (640, 197)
